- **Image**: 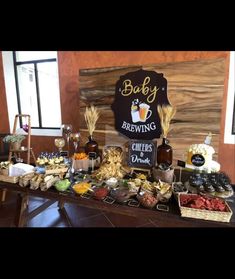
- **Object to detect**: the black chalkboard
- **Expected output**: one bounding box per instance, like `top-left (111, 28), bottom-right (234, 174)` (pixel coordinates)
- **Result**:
top-left (88, 152), bottom-right (97, 159)
top-left (60, 151), bottom-right (69, 157)
top-left (177, 160), bottom-right (186, 168)
top-left (112, 69), bottom-right (170, 140)
top-left (128, 140), bottom-right (156, 169)
top-left (191, 154), bottom-right (205, 167)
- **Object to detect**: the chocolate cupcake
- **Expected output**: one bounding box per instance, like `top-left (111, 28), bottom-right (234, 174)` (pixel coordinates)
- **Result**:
top-left (214, 183), bottom-right (225, 193)
top-left (204, 182), bottom-right (215, 193)
top-left (189, 175), bottom-right (203, 187)
top-left (223, 184), bottom-right (233, 191)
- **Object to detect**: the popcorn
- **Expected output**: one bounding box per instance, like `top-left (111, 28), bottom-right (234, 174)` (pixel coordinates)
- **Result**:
top-left (188, 144), bottom-right (215, 156)
top-left (186, 143), bottom-right (220, 173)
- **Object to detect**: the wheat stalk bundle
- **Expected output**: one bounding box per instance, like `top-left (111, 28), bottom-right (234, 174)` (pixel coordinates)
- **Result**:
top-left (84, 105), bottom-right (100, 136)
top-left (157, 105), bottom-right (176, 138)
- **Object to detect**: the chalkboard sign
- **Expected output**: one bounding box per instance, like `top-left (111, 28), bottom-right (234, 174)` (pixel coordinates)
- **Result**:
top-left (177, 160), bottom-right (186, 168)
top-left (128, 140), bottom-right (156, 169)
top-left (88, 152), bottom-right (97, 159)
top-left (60, 151), bottom-right (69, 157)
top-left (191, 154), bottom-right (205, 167)
top-left (112, 69), bottom-right (170, 140)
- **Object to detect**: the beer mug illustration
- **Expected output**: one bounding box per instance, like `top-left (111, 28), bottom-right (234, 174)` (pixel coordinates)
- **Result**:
top-left (139, 103), bottom-right (152, 122)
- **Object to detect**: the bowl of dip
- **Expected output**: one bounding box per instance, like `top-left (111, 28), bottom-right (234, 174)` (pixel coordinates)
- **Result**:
top-left (106, 177), bottom-right (118, 188)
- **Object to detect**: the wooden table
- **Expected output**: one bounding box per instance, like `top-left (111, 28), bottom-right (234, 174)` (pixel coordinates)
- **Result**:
top-left (1, 179), bottom-right (235, 227)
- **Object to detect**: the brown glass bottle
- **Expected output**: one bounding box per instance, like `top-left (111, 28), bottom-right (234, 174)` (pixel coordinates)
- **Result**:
top-left (85, 135), bottom-right (98, 155)
top-left (157, 137), bottom-right (173, 167)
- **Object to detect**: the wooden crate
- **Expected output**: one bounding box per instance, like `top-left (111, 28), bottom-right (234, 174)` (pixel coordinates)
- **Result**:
top-left (0, 174), bottom-right (19, 183)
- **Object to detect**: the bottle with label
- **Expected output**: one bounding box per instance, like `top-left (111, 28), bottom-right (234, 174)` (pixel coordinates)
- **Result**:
top-left (85, 135), bottom-right (99, 173)
top-left (157, 137), bottom-right (173, 167)
top-left (204, 132), bottom-right (212, 145)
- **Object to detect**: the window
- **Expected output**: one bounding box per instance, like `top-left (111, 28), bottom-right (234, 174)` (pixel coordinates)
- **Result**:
top-left (2, 51), bottom-right (62, 136)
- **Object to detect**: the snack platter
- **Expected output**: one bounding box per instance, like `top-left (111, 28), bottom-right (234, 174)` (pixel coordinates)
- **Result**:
top-left (69, 168), bottom-right (234, 221)
top-left (8, 159), bottom-right (232, 224)
top-left (1, 125), bottom-right (234, 224)
top-left (184, 172), bottom-right (234, 198)
top-left (70, 173), bottom-right (172, 213)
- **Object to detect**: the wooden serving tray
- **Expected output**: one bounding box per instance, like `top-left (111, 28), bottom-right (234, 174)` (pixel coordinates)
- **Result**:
top-left (45, 167), bottom-right (68, 175)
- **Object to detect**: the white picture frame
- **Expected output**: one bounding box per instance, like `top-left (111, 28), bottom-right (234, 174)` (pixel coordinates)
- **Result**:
top-left (224, 51), bottom-right (235, 144)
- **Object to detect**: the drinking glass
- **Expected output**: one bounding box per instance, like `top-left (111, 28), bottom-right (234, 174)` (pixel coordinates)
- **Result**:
top-left (61, 124), bottom-right (72, 151)
top-left (54, 138), bottom-right (65, 152)
top-left (70, 132), bottom-right (80, 153)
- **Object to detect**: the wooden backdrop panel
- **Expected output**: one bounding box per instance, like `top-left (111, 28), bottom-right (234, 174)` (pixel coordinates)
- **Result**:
top-left (79, 58), bottom-right (225, 163)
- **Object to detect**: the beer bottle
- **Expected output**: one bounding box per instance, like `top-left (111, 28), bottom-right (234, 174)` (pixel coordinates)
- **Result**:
top-left (157, 137), bottom-right (173, 167)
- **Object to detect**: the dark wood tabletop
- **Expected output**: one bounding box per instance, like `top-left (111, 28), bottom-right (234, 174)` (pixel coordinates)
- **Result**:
top-left (1, 174), bottom-right (235, 227)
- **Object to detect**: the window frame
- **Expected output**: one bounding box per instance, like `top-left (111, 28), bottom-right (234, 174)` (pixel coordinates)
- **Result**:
top-left (13, 51), bottom-right (60, 130)
top-left (224, 51), bottom-right (235, 144)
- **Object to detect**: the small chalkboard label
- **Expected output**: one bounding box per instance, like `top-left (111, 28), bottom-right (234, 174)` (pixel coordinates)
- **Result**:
top-left (191, 154), bottom-right (205, 167)
top-left (88, 152), bottom-right (97, 159)
top-left (128, 140), bottom-right (155, 168)
top-left (60, 151), bottom-right (69, 157)
top-left (177, 160), bottom-right (186, 168)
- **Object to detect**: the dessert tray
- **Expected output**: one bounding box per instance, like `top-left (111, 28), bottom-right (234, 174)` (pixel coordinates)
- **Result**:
top-left (184, 172), bottom-right (234, 198)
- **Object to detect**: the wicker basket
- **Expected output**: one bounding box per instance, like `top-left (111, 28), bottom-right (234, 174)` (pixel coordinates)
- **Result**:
top-left (178, 193), bottom-right (233, 223)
